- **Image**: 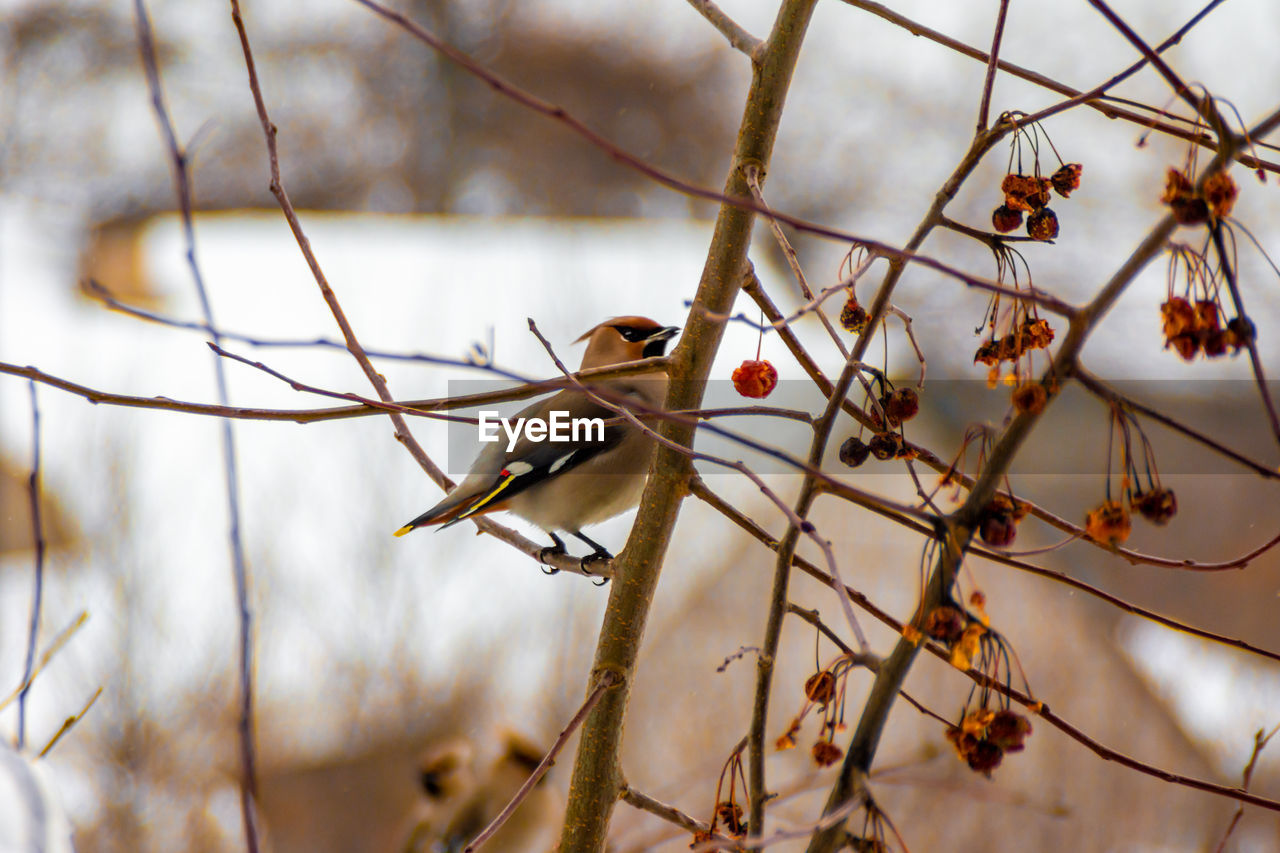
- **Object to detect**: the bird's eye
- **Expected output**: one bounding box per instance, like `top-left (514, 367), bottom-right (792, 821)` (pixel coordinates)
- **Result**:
top-left (613, 325), bottom-right (646, 342)
top-left (420, 769), bottom-right (445, 798)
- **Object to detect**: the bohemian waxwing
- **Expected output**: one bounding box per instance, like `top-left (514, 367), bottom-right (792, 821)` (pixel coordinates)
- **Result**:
top-left (394, 316), bottom-right (679, 560)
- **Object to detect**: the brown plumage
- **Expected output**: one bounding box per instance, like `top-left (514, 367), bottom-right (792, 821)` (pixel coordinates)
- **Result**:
top-left (394, 316), bottom-right (678, 558)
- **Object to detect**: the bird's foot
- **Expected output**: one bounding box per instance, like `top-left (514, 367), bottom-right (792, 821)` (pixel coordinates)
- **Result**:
top-left (538, 533), bottom-right (567, 575)
top-left (580, 548), bottom-right (613, 586)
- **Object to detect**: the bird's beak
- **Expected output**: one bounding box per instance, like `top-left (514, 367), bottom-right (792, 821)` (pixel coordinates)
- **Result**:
top-left (647, 326), bottom-right (680, 342)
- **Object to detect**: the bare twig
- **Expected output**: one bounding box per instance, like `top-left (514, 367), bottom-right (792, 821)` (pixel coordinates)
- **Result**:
top-left (37, 687), bottom-right (104, 759)
top-left (16, 381), bottom-right (45, 750)
top-left (684, 0), bottom-right (764, 57)
top-left (619, 785), bottom-right (711, 836)
top-left (975, 0), bottom-right (1011, 132)
top-left (465, 671), bottom-right (621, 851)
top-left (1213, 723), bottom-right (1280, 852)
top-left (134, 3), bottom-right (260, 848)
top-left (0, 612), bottom-right (90, 713)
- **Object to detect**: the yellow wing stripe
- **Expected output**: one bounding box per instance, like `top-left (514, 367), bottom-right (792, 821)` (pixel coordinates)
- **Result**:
top-left (456, 472), bottom-right (518, 520)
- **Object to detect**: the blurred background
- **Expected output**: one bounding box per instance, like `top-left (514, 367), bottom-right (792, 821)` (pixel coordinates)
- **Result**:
top-left (1, 0), bottom-right (1279, 850)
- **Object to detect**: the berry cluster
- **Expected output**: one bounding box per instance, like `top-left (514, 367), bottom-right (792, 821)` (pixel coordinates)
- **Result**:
top-left (992, 163), bottom-right (1081, 241)
top-left (1162, 167), bottom-right (1238, 225)
top-left (1084, 406), bottom-right (1177, 546)
top-left (1160, 296), bottom-right (1253, 361)
top-left (776, 653), bottom-right (860, 769)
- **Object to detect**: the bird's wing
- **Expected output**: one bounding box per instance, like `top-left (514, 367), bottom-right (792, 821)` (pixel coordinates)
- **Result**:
top-left (437, 416), bottom-right (627, 529)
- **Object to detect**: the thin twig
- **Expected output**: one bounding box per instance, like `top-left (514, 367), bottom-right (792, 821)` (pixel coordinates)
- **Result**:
top-left (1213, 723), bottom-right (1280, 853)
top-left (16, 381), bottom-right (45, 750)
top-left (465, 670), bottom-right (621, 851)
top-left (684, 0), bottom-right (763, 57)
top-left (0, 612), bottom-right (90, 713)
top-left (619, 785), bottom-right (711, 836)
top-left (975, 0), bottom-right (1011, 132)
top-left (37, 687), bottom-right (104, 759)
top-left (744, 164), bottom-right (848, 358)
top-left (134, 3), bottom-right (260, 848)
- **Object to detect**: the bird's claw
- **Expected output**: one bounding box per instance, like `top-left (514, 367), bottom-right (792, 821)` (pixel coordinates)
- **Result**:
top-left (539, 534), bottom-right (567, 574)
top-left (580, 550), bottom-right (613, 585)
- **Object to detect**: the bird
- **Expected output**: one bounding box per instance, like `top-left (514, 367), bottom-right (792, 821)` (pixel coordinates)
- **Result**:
top-left (394, 316), bottom-right (679, 564)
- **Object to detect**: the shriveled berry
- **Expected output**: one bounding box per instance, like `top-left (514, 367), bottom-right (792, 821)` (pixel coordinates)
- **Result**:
top-left (980, 510), bottom-right (1017, 547)
top-left (966, 739), bottom-right (1005, 774)
top-left (923, 605), bottom-right (967, 643)
top-left (811, 740), bottom-right (843, 767)
top-left (839, 436), bottom-right (871, 468)
top-left (804, 670), bottom-right (837, 706)
top-left (987, 710), bottom-right (1032, 752)
top-left (881, 387), bottom-right (919, 426)
top-left (840, 294), bottom-right (868, 334)
top-left (1133, 488), bottom-right (1177, 525)
top-left (1051, 163), bottom-right (1082, 197)
top-left (1161, 297), bottom-right (1196, 339)
top-left (1203, 328), bottom-right (1228, 357)
top-left (1085, 499), bottom-right (1131, 545)
top-left (732, 359), bottom-right (777, 399)
top-left (1011, 381), bottom-right (1047, 415)
top-left (1026, 207), bottom-right (1059, 241)
top-left (992, 204), bottom-right (1023, 233)
top-left (1226, 316), bottom-right (1256, 351)
top-left (868, 433), bottom-right (901, 460)
top-left (1204, 171), bottom-right (1238, 219)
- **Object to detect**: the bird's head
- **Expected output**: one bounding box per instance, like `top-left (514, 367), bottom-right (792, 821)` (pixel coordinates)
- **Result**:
top-left (575, 316), bottom-right (680, 367)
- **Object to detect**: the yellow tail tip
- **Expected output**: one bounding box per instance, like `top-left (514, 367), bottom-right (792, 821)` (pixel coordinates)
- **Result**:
top-left (393, 524), bottom-right (415, 538)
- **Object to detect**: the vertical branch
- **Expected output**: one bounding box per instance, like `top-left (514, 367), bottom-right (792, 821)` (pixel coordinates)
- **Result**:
top-left (132, 3), bottom-right (260, 849)
top-left (976, 0), bottom-right (1012, 132)
top-left (16, 381), bottom-right (45, 750)
top-left (557, 2), bottom-right (820, 850)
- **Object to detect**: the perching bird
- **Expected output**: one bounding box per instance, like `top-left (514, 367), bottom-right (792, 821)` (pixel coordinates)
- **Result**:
top-left (394, 316), bottom-right (678, 561)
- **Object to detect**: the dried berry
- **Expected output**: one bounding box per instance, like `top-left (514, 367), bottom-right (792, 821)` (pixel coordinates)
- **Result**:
top-left (881, 387), bottom-right (919, 426)
top-left (1002, 173), bottom-right (1046, 212)
top-left (1026, 207), bottom-right (1059, 241)
top-left (1162, 168), bottom-right (1210, 225)
top-left (1021, 317), bottom-right (1055, 349)
top-left (731, 359), bottom-right (777, 399)
top-left (979, 510), bottom-right (1017, 547)
top-left (1050, 163), bottom-right (1082, 197)
top-left (1203, 328), bottom-right (1228, 357)
top-left (974, 339), bottom-right (1002, 366)
top-left (1204, 171), bottom-right (1238, 219)
top-left (811, 740), bottom-right (843, 767)
top-left (987, 710), bottom-right (1032, 752)
top-left (840, 294), bottom-right (868, 334)
top-left (1161, 297), bottom-right (1197, 339)
top-left (1085, 499), bottom-right (1131, 546)
top-left (715, 801), bottom-right (746, 836)
top-left (1161, 168), bottom-right (1194, 203)
top-left (867, 433), bottom-right (901, 460)
top-left (1011, 381), bottom-right (1047, 415)
top-left (1226, 316), bottom-right (1256, 350)
top-left (804, 670), bottom-right (837, 706)
top-left (923, 605), bottom-right (967, 643)
top-left (839, 436), bottom-right (872, 468)
top-left (1195, 300), bottom-right (1222, 333)
top-left (992, 204), bottom-right (1023, 233)
top-left (1133, 488), bottom-right (1177, 525)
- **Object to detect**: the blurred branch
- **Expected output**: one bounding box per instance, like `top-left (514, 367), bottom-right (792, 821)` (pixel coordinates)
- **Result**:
top-left (133, 2), bottom-right (261, 849)
top-left (465, 670), bottom-right (621, 852)
top-left (0, 612), bottom-right (90, 713)
top-left (837, 0), bottom-right (1280, 174)
top-left (37, 686), bottom-right (103, 759)
top-left (685, 0), bottom-right (763, 57)
top-left (1213, 723), bottom-right (1280, 852)
top-left (16, 381), bottom-right (45, 751)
